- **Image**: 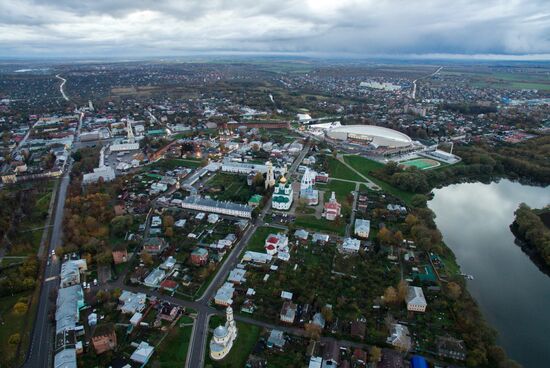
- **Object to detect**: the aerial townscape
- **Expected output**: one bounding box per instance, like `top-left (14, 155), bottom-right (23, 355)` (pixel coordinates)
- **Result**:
top-left (0, 2), bottom-right (550, 368)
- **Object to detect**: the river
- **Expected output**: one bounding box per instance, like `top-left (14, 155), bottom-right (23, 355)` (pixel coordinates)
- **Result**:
top-left (428, 179), bottom-right (549, 368)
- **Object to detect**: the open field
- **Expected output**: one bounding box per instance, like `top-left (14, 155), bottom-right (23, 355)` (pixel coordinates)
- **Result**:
top-left (343, 155), bottom-right (414, 204)
top-left (151, 324), bottom-right (193, 367)
top-left (325, 156), bottom-right (364, 181)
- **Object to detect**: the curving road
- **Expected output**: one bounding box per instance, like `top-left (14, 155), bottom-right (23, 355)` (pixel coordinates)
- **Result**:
top-left (55, 74), bottom-right (69, 102)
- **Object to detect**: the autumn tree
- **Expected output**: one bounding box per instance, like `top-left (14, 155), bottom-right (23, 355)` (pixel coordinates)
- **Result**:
top-left (321, 306), bottom-right (334, 322)
top-left (446, 282), bottom-right (462, 300)
top-left (304, 323), bottom-right (322, 340)
top-left (141, 252), bottom-right (153, 267)
top-left (397, 280), bottom-right (409, 302)
top-left (369, 346), bottom-right (382, 363)
top-left (377, 227), bottom-right (393, 245)
top-left (13, 302), bottom-right (28, 315)
top-left (383, 286), bottom-right (398, 304)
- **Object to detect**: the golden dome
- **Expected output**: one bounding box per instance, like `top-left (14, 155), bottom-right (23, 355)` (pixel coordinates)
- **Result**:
top-left (279, 176), bottom-right (287, 184)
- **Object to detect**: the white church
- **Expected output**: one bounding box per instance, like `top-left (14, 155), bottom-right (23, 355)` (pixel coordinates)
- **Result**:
top-left (210, 306), bottom-right (238, 360)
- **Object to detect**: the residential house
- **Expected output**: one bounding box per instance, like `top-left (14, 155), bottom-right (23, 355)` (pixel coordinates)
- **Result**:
top-left (112, 246), bottom-right (128, 265)
top-left (242, 251), bottom-right (272, 264)
top-left (130, 341), bottom-right (155, 365)
top-left (142, 237), bottom-right (167, 254)
top-left (436, 336), bottom-right (466, 361)
top-left (191, 248), bottom-right (209, 266)
top-left (350, 320), bottom-right (366, 339)
top-left (228, 268), bottom-right (247, 284)
top-left (294, 229), bottom-right (309, 243)
top-left (265, 233), bottom-right (289, 256)
top-left (354, 219), bottom-right (371, 239)
top-left (215, 282), bottom-right (235, 306)
top-left (387, 323), bottom-right (411, 351)
top-left (280, 302), bottom-right (297, 323)
top-left (119, 291), bottom-right (147, 314)
top-left (267, 329), bottom-right (285, 349)
top-left (91, 324), bottom-right (117, 354)
top-left (322, 341), bottom-right (340, 367)
top-left (143, 268), bottom-right (166, 288)
top-left (341, 238), bottom-right (361, 253)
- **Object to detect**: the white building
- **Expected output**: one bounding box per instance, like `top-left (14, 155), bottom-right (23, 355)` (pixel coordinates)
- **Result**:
top-left (119, 291), bottom-right (147, 314)
top-left (242, 251), bottom-right (273, 264)
top-left (297, 113), bottom-right (312, 123)
top-left (181, 195), bottom-right (253, 219)
top-left (210, 306), bottom-right (238, 360)
top-left (271, 176), bottom-right (293, 211)
top-left (214, 282), bottom-right (235, 306)
top-left (341, 238), bottom-right (361, 253)
top-left (83, 146), bottom-right (115, 184)
top-left (143, 268), bottom-right (166, 288)
top-left (130, 341), bottom-right (155, 365)
top-left (406, 286), bottom-right (427, 312)
top-left (59, 260), bottom-right (87, 288)
top-left (354, 219), bottom-right (371, 239)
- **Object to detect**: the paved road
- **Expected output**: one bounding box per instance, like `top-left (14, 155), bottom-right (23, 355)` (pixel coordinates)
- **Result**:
top-left (55, 75), bottom-right (69, 101)
top-left (25, 163), bottom-right (72, 368)
top-left (411, 66), bottom-right (443, 99)
top-left (25, 107), bottom-right (82, 368)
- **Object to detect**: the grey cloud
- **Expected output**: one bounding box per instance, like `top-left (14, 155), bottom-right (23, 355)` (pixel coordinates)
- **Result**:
top-left (1, 0), bottom-right (550, 58)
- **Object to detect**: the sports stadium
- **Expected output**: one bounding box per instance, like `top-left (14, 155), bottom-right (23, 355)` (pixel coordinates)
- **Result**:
top-left (325, 125), bottom-right (417, 155)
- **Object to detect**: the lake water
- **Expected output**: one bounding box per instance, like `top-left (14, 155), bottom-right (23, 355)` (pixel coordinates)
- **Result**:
top-left (428, 180), bottom-right (549, 368)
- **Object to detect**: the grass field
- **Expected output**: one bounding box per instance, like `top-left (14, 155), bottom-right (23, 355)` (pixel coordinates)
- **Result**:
top-left (207, 173), bottom-right (253, 203)
top-left (152, 324), bottom-right (193, 367)
top-left (294, 215), bottom-right (346, 236)
top-left (149, 158), bottom-right (202, 170)
top-left (343, 155), bottom-right (415, 204)
top-left (325, 156), bottom-right (364, 181)
top-left (400, 158), bottom-right (440, 170)
top-left (205, 322), bottom-right (261, 368)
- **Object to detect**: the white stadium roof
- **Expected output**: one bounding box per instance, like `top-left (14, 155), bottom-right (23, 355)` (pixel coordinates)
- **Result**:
top-left (326, 125), bottom-right (413, 148)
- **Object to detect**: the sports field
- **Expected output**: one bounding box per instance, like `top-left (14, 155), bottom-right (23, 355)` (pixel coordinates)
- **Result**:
top-left (400, 158), bottom-right (440, 170)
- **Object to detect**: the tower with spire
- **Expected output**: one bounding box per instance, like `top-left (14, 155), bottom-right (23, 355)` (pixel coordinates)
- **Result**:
top-left (265, 160), bottom-right (276, 189)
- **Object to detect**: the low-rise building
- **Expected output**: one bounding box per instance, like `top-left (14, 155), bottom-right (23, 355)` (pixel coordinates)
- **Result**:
top-left (91, 323), bottom-right (117, 354)
top-left (387, 323), bottom-right (412, 351)
top-left (181, 195), bottom-right (253, 218)
top-left (436, 336), bottom-right (466, 361)
top-left (280, 301), bottom-right (297, 323)
top-left (354, 219), bottom-right (371, 238)
top-left (215, 282), bottom-right (235, 306)
top-left (341, 238), bottom-right (361, 253)
top-left (242, 251), bottom-right (272, 264)
top-left (190, 247), bottom-right (209, 266)
top-left (142, 237), bottom-right (168, 254)
top-left (130, 341), bottom-right (155, 365)
top-left (119, 291), bottom-right (147, 314)
top-left (406, 286), bottom-right (427, 312)
top-left (143, 268), bottom-right (166, 288)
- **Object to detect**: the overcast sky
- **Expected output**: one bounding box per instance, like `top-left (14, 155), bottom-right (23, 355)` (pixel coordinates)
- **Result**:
top-left (1, 0), bottom-right (550, 59)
